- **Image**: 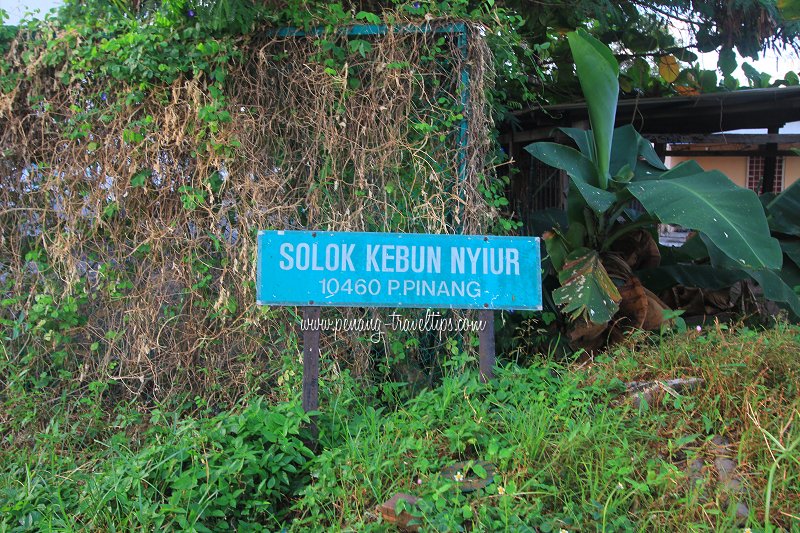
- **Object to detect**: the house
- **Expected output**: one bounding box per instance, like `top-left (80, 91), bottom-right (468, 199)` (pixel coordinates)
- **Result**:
top-left (499, 86), bottom-right (800, 233)
top-left (666, 130), bottom-right (800, 193)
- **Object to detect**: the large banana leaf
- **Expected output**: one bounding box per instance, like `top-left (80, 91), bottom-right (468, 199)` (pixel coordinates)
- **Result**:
top-left (638, 134), bottom-right (667, 171)
top-left (782, 241), bottom-right (800, 267)
top-left (658, 233), bottom-right (710, 264)
top-left (629, 170), bottom-right (783, 270)
top-left (562, 125), bottom-right (666, 181)
top-left (639, 263), bottom-right (800, 319)
top-left (571, 180), bottom-right (617, 214)
top-left (525, 142), bottom-right (617, 213)
top-left (554, 248), bottom-right (621, 324)
top-left (634, 160), bottom-right (704, 182)
top-left (609, 125), bottom-right (640, 176)
top-left (746, 269), bottom-right (800, 318)
top-left (558, 127), bottom-right (595, 160)
top-left (701, 234), bottom-right (800, 318)
top-left (765, 179), bottom-right (800, 236)
top-left (525, 142), bottom-right (595, 185)
top-left (568, 29), bottom-right (619, 190)
top-left (544, 223), bottom-right (586, 271)
top-left (638, 265), bottom-right (748, 292)
top-left (779, 249), bottom-right (800, 289)
top-left (527, 208), bottom-right (568, 236)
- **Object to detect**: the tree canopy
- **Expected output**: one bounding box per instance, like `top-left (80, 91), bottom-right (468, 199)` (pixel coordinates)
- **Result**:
top-left (3, 0), bottom-right (799, 107)
top-left (505, 0), bottom-right (800, 101)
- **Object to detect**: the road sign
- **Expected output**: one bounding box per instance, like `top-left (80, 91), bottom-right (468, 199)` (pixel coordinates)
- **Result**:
top-left (257, 230), bottom-right (541, 310)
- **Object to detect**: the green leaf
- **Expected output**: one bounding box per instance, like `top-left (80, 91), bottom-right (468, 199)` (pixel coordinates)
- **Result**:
top-left (355, 11), bottom-right (381, 24)
top-left (525, 141), bottom-right (616, 213)
top-left (611, 164), bottom-right (634, 185)
top-left (718, 48), bottom-right (737, 76)
top-left (778, 0), bottom-right (800, 20)
top-left (638, 135), bottom-right (667, 171)
top-left (558, 127), bottom-right (594, 159)
top-left (781, 240), bottom-right (800, 267)
top-left (625, 58), bottom-right (650, 89)
top-left (659, 160), bottom-right (705, 179)
top-left (471, 463), bottom-right (487, 478)
top-left (746, 268), bottom-right (800, 318)
top-left (572, 179), bottom-right (618, 214)
top-left (554, 248), bottom-right (621, 324)
top-left (633, 164), bottom-right (666, 182)
top-left (568, 29), bottom-right (619, 190)
top-left (700, 234), bottom-right (797, 316)
top-left (742, 62), bottom-right (762, 86)
top-left (698, 70), bottom-right (718, 91)
top-left (759, 192), bottom-right (778, 209)
top-left (634, 149), bottom-right (693, 183)
top-left (629, 171), bottom-right (782, 270)
top-left (524, 142), bottom-right (596, 185)
top-left (779, 246), bottom-right (800, 288)
top-left (131, 168), bottom-right (152, 187)
top-left (544, 227), bottom-right (577, 272)
top-left (638, 265), bottom-right (748, 292)
top-left (609, 125), bottom-right (639, 177)
top-left (765, 179), bottom-right (800, 236)
top-left (528, 208), bottom-right (568, 236)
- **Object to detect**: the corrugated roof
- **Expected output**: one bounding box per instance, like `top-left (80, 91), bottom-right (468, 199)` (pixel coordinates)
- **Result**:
top-left (503, 86), bottom-right (800, 135)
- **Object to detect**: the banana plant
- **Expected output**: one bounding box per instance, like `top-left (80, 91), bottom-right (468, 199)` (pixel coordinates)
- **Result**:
top-left (525, 29), bottom-right (783, 332)
top-left (642, 179), bottom-right (800, 318)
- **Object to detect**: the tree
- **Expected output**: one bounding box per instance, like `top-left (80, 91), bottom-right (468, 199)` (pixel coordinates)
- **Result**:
top-left (499, 0), bottom-right (800, 102)
top-left (9, 0), bottom-right (797, 104)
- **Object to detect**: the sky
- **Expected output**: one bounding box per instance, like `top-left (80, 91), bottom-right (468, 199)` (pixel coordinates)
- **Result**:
top-left (3, 0), bottom-right (62, 24)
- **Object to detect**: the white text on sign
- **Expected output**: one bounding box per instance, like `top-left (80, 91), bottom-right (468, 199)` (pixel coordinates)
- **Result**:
top-left (279, 243), bottom-right (520, 276)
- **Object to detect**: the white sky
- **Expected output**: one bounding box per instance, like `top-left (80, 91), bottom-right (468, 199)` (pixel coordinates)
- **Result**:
top-left (2, 0), bottom-right (62, 23)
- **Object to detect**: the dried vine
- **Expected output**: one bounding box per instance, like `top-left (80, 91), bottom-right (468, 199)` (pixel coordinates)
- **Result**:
top-left (0, 12), bottom-right (507, 404)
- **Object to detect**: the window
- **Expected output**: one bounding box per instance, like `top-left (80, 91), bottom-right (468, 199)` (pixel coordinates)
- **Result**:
top-left (747, 156), bottom-right (785, 193)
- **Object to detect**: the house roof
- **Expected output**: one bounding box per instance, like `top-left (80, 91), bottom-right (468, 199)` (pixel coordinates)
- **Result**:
top-left (502, 86), bottom-right (800, 138)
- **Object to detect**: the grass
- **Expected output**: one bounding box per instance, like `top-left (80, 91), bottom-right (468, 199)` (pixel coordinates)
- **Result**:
top-left (1, 323), bottom-right (799, 531)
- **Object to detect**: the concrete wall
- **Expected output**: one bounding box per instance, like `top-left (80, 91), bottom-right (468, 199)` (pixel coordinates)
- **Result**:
top-left (666, 154), bottom-right (800, 190)
top-left (786, 157), bottom-right (800, 188)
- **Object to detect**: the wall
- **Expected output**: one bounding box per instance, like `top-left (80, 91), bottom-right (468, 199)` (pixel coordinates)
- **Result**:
top-left (786, 157), bottom-right (800, 188)
top-left (667, 151), bottom-right (800, 190)
top-left (666, 155), bottom-right (749, 188)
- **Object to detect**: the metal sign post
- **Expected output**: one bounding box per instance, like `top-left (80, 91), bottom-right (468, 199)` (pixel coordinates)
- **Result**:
top-left (256, 230), bottom-right (542, 428)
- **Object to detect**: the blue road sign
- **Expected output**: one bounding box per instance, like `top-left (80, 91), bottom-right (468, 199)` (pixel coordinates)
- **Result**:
top-left (257, 231), bottom-right (541, 310)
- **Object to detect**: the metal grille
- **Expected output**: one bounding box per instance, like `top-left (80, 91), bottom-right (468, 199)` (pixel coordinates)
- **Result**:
top-left (528, 159), bottom-right (567, 212)
top-left (507, 141), bottom-right (569, 235)
top-left (747, 156), bottom-right (785, 193)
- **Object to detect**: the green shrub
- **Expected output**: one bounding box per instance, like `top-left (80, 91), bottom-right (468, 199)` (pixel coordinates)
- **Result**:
top-left (78, 399), bottom-right (313, 530)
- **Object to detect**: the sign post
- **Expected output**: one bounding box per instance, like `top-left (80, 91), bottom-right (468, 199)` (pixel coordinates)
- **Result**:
top-left (301, 306), bottom-right (321, 438)
top-left (478, 309), bottom-right (495, 382)
top-left (257, 230), bottom-right (541, 422)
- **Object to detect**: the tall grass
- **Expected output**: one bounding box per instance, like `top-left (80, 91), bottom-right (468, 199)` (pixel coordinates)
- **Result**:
top-left (1, 324), bottom-right (799, 531)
